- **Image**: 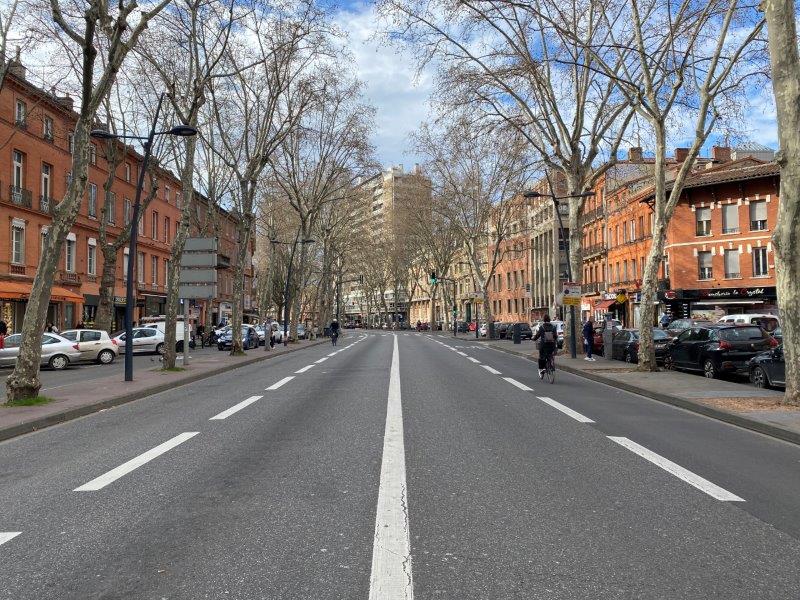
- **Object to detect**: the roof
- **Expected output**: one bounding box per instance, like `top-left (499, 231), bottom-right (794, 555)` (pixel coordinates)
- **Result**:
top-left (735, 141), bottom-right (773, 152)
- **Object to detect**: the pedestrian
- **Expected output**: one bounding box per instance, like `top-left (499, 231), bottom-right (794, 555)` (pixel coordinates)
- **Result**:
top-left (583, 316), bottom-right (595, 361)
top-left (659, 312), bottom-right (670, 329)
top-left (46, 321), bottom-right (59, 334)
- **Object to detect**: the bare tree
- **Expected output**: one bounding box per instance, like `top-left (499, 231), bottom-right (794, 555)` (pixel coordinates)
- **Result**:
top-left (0, 0), bottom-right (22, 88)
top-left (6, 0), bottom-right (171, 402)
top-left (763, 0), bottom-right (800, 405)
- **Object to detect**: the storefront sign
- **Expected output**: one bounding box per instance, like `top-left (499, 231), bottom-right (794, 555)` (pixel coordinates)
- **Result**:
top-left (113, 296), bottom-right (126, 306)
top-left (660, 286), bottom-right (775, 301)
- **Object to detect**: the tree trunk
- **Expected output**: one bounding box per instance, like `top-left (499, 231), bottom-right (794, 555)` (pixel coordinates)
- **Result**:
top-left (95, 247), bottom-right (118, 332)
top-left (230, 208), bottom-right (253, 355)
top-left (5, 120), bottom-right (91, 402)
top-left (292, 235), bottom-right (309, 341)
top-left (764, 0), bottom-right (800, 405)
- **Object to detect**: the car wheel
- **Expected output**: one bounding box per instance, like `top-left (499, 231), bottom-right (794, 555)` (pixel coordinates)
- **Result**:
top-left (156, 343), bottom-right (165, 355)
top-left (663, 355), bottom-right (674, 370)
top-left (703, 358), bottom-right (718, 379)
top-left (97, 349), bottom-right (115, 365)
top-left (49, 354), bottom-right (69, 370)
top-left (176, 341), bottom-right (184, 352)
top-left (752, 366), bottom-right (770, 389)
top-left (218, 343), bottom-right (225, 351)
top-left (623, 350), bottom-right (633, 363)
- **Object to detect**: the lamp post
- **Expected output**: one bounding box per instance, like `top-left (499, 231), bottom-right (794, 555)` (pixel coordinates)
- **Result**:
top-left (524, 187), bottom-right (595, 359)
top-left (271, 231), bottom-right (315, 346)
top-left (90, 94), bottom-right (197, 382)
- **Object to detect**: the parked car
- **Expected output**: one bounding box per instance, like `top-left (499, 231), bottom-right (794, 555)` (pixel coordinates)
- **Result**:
top-left (592, 319), bottom-right (624, 354)
top-left (665, 318), bottom-right (713, 338)
top-left (478, 323), bottom-right (488, 337)
top-left (217, 325), bottom-right (259, 351)
top-left (664, 324), bottom-right (777, 378)
top-left (455, 321), bottom-right (470, 333)
top-left (496, 322), bottom-right (510, 339)
top-left (771, 327), bottom-right (783, 344)
top-left (717, 313), bottom-right (779, 333)
top-left (0, 333), bottom-right (82, 370)
top-left (297, 324), bottom-right (307, 339)
top-left (60, 329), bottom-right (119, 364)
top-left (611, 328), bottom-right (670, 363)
top-left (140, 319), bottom-right (193, 351)
top-left (468, 321), bottom-right (477, 332)
top-left (749, 345), bottom-right (786, 389)
top-left (254, 325), bottom-right (267, 345)
top-left (112, 327), bottom-right (166, 354)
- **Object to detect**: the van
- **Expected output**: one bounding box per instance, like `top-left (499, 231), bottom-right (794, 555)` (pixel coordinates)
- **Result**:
top-left (717, 314), bottom-right (779, 333)
top-left (143, 320), bottom-right (192, 351)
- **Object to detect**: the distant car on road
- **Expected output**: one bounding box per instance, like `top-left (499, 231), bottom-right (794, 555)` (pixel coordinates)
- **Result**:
top-left (112, 327), bottom-right (165, 355)
top-left (60, 329), bottom-right (119, 364)
top-left (749, 345), bottom-right (785, 389)
top-left (0, 333), bottom-right (81, 370)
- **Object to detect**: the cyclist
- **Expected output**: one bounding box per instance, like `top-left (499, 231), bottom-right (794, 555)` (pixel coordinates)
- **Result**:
top-left (330, 318), bottom-right (341, 346)
top-left (533, 314), bottom-right (558, 379)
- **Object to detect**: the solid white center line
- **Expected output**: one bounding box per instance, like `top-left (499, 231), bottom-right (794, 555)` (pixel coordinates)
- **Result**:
top-left (295, 365), bottom-right (314, 373)
top-left (0, 532), bottom-right (21, 546)
top-left (608, 437), bottom-right (745, 502)
top-left (369, 334), bottom-right (413, 600)
top-left (74, 432), bottom-right (199, 492)
top-left (266, 376), bottom-right (295, 390)
top-left (209, 396), bottom-right (262, 420)
top-left (466, 357), bottom-right (481, 363)
top-left (328, 351), bottom-right (339, 356)
top-left (481, 365), bottom-right (502, 375)
top-left (503, 377), bottom-right (533, 391)
top-left (537, 396), bottom-right (595, 423)
top-left (315, 357), bottom-right (329, 364)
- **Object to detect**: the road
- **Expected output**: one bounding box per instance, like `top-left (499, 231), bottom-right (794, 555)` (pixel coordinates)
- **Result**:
top-left (1, 331), bottom-right (799, 599)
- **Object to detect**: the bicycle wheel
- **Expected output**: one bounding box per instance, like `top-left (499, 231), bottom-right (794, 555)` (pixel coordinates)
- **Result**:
top-left (545, 359), bottom-right (555, 384)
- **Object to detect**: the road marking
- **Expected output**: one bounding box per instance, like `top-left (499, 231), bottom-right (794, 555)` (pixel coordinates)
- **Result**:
top-left (456, 351), bottom-right (467, 356)
top-left (608, 437), bottom-right (745, 501)
top-left (466, 357), bottom-right (481, 363)
top-left (503, 377), bottom-right (533, 391)
top-left (266, 376), bottom-right (295, 390)
top-left (74, 432), bottom-right (199, 492)
top-left (0, 532), bottom-right (21, 546)
top-left (295, 365), bottom-right (314, 373)
top-left (315, 357), bottom-right (329, 364)
top-left (537, 397), bottom-right (595, 423)
top-left (209, 396), bottom-right (262, 420)
top-left (481, 365), bottom-right (501, 375)
top-left (369, 334), bottom-right (413, 600)
top-left (328, 351), bottom-right (339, 356)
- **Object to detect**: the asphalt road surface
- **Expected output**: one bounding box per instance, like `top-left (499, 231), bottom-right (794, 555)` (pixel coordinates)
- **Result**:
top-left (1, 331), bottom-right (799, 599)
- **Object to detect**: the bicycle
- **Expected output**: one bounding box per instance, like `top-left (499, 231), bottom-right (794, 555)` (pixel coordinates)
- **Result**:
top-left (544, 353), bottom-right (555, 384)
top-left (331, 332), bottom-right (339, 347)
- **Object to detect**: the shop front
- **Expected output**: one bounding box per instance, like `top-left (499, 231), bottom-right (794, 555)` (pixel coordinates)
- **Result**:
top-left (0, 281), bottom-right (83, 333)
top-left (142, 293), bottom-right (167, 318)
top-left (659, 286), bottom-right (778, 320)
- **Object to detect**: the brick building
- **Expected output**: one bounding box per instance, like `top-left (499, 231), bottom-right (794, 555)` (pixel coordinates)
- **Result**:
top-left (0, 60), bottom-right (253, 333)
top-left (488, 234), bottom-right (530, 323)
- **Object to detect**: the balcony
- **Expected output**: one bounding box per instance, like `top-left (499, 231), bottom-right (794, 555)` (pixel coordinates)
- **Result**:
top-left (582, 243), bottom-right (607, 258)
top-left (39, 195), bottom-right (55, 214)
top-left (10, 264), bottom-right (26, 276)
top-left (59, 271), bottom-right (81, 285)
top-left (579, 206), bottom-right (605, 226)
top-left (581, 282), bottom-right (604, 294)
top-left (10, 185), bottom-right (32, 209)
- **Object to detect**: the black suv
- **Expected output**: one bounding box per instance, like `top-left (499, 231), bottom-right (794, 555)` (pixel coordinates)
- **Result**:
top-left (749, 345), bottom-right (786, 389)
top-left (665, 324), bottom-right (777, 378)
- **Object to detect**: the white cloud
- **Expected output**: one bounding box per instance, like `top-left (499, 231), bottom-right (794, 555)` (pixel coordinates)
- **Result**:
top-left (334, 2), bottom-right (433, 169)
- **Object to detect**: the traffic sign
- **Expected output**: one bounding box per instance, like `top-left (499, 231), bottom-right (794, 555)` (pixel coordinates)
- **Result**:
top-left (562, 281), bottom-right (582, 306)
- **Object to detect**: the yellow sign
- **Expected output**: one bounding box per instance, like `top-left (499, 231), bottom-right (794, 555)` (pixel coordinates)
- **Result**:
top-left (616, 293), bottom-right (628, 304)
top-left (562, 296), bottom-right (582, 306)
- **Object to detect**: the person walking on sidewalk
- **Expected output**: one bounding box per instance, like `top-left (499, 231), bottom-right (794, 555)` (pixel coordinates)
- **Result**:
top-left (583, 317), bottom-right (596, 361)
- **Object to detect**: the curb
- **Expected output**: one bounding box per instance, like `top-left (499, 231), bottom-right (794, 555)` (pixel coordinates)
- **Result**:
top-left (482, 341), bottom-right (800, 447)
top-left (0, 340), bottom-right (328, 443)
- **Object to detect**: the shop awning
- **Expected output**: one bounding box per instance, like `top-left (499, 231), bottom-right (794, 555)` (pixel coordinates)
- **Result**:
top-left (593, 299), bottom-right (616, 310)
top-left (0, 281), bottom-right (83, 302)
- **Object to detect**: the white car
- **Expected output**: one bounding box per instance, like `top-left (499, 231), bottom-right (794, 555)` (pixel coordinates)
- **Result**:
top-left (478, 323), bottom-right (488, 337)
top-left (0, 333), bottom-right (82, 370)
top-left (112, 327), bottom-right (166, 354)
top-left (717, 313), bottom-right (779, 332)
top-left (60, 329), bottom-right (119, 364)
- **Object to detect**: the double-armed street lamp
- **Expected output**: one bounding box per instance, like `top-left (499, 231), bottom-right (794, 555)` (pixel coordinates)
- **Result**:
top-left (523, 188), bottom-right (595, 359)
top-left (90, 93), bottom-right (197, 382)
top-left (271, 231), bottom-right (315, 346)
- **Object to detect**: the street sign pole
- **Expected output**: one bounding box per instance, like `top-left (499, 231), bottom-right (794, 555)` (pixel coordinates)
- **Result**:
top-left (183, 299), bottom-right (190, 366)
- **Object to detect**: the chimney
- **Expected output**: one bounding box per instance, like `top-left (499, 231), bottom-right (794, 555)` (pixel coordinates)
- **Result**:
top-left (7, 47), bottom-right (25, 80)
top-left (57, 95), bottom-right (74, 112)
top-left (711, 145), bottom-right (731, 163)
top-left (674, 147), bottom-right (689, 163)
top-left (628, 147), bottom-right (643, 162)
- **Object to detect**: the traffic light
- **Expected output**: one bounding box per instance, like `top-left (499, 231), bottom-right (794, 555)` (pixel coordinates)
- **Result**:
top-left (430, 271), bottom-right (437, 284)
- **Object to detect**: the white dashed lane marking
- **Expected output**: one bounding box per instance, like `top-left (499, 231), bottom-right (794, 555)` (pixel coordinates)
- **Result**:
top-left (0, 532), bottom-right (21, 546)
top-left (266, 376), bottom-right (295, 390)
top-left (480, 365), bottom-right (501, 375)
top-left (537, 396), bottom-right (594, 423)
top-left (295, 365), bottom-right (314, 373)
top-left (503, 377), bottom-right (533, 391)
top-left (209, 396), bottom-right (262, 420)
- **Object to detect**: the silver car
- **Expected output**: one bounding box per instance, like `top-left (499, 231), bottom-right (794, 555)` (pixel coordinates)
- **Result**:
top-left (112, 327), bottom-right (166, 354)
top-left (0, 333), bottom-right (82, 370)
top-left (61, 329), bottom-right (119, 364)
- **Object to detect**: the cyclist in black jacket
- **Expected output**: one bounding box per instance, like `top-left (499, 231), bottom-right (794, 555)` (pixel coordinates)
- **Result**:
top-left (533, 315), bottom-right (558, 379)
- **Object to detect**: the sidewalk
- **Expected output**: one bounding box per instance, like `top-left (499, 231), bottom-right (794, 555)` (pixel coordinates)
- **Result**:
top-left (0, 339), bottom-right (326, 442)
top-left (479, 338), bottom-right (800, 445)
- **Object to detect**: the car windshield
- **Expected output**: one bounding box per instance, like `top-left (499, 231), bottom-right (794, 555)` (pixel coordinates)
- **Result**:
top-left (720, 327), bottom-right (769, 341)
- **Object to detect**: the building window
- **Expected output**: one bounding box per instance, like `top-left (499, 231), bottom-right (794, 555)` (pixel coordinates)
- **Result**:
top-left (164, 259), bottom-right (170, 285)
top-left (68, 132), bottom-right (75, 155)
top-left (514, 298), bottom-right (519, 314)
top-left (165, 185), bottom-right (170, 203)
top-left (15, 100), bottom-right (26, 126)
top-left (125, 163), bottom-right (131, 182)
top-left (106, 191), bottom-right (116, 224)
top-left (124, 198), bottom-right (131, 225)
top-left (123, 252), bottom-right (129, 282)
top-left (65, 237), bottom-right (76, 272)
top-left (11, 222), bottom-right (25, 265)
top-left (723, 249), bottom-right (740, 278)
top-left (722, 204), bottom-right (739, 234)
top-left (638, 216), bottom-right (644, 238)
top-left (632, 258), bottom-right (637, 279)
top-left (152, 211), bottom-right (158, 239)
top-left (663, 254), bottom-right (670, 278)
top-left (749, 200), bottom-right (767, 231)
top-left (506, 272), bottom-right (511, 289)
top-left (138, 210), bottom-right (144, 236)
top-left (753, 247), bottom-right (769, 277)
top-left (41, 163), bottom-right (52, 199)
top-left (89, 144), bottom-right (97, 165)
top-left (698, 251), bottom-right (712, 280)
top-left (507, 299), bottom-right (512, 313)
top-left (630, 219), bottom-right (636, 241)
top-left (12, 150), bottom-right (24, 189)
top-left (151, 255), bottom-right (158, 285)
top-left (137, 251), bottom-right (144, 283)
top-left (88, 241), bottom-right (96, 276)
top-left (695, 207), bottom-right (712, 236)
top-left (43, 115), bottom-right (54, 141)
top-left (623, 260), bottom-right (628, 281)
top-left (164, 217), bottom-right (170, 243)
top-left (88, 184), bottom-right (97, 217)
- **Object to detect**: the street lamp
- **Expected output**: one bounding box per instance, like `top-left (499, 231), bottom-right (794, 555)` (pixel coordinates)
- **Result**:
top-left (90, 93), bottom-right (197, 382)
top-left (524, 188), bottom-right (595, 359)
top-left (271, 232), bottom-right (315, 346)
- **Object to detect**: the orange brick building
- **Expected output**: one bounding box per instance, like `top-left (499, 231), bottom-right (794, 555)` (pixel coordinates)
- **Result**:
top-left (0, 60), bottom-right (254, 333)
top-left (488, 234), bottom-right (530, 322)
